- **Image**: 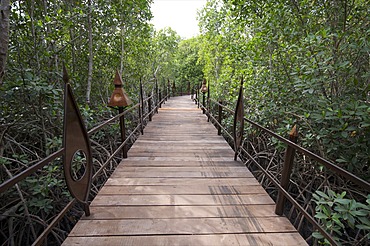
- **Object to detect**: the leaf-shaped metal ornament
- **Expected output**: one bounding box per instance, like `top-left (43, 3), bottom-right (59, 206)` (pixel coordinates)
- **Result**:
top-left (233, 78), bottom-right (244, 161)
top-left (62, 66), bottom-right (92, 215)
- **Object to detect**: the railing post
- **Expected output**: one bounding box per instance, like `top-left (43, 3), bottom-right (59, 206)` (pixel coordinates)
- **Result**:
top-left (167, 79), bottom-right (171, 99)
top-left (197, 85), bottom-right (200, 108)
top-left (164, 81), bottom-right (168, 102)
top-left (233, 78), bottom-right (244, 161)
top-left (139, 80), bottom-right (144, 135)
top-left (162, 84), bottom-right (166, 104)
top-left (148, 94), bottom-right (152, 121)
top-left (195, 86), bottom-right (198, 104)
top-left (155, 78), bottom-right (159, 114)
top-left (172, 81), bottom-right (175, 97)
top-left (275, 125), bottom-right (298, 215)
top-left (156, 90), bottom-right (159, 113)
top-left (159, 89), bottom-right (162, 108)
top-left (200, 79), bottom-right (207, 113)
top-left (207, 84), bottom-right (210, 122)
top-left (118, 107), bottom-right (128, 158)
top-left (202, 93), bottom-right (206, 114)
top-left (218, 100), bottom-right (222, 135)
top-left (108, 70), bottom-right (132, 158)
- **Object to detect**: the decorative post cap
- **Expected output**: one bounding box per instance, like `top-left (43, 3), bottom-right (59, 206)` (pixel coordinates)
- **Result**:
top-left (200, 79), bottom-right (208, 93)
top-left (289, 125), bottom-right (298, 138)
top-left (108, 70), bottom-right (132, 107)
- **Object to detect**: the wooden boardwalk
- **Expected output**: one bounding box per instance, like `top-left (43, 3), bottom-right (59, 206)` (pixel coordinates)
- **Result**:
top-left (63, 96), bottom-right (307, 245)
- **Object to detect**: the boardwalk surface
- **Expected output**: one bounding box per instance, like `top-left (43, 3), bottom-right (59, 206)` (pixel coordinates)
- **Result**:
top-left (63, 96), bottom-right (307, 245)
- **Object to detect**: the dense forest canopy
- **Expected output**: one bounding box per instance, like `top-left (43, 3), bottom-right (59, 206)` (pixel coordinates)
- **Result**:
top-left (198, 0), bottom-right (369, 178)
top-left (0, 0), bottom-right (369, 245)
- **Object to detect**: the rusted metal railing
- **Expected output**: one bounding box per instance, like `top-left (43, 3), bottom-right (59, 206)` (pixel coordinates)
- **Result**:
top-left (0, 68), bottom-right (168, 245)
top-left (196, 78), bottom-right (370, 246)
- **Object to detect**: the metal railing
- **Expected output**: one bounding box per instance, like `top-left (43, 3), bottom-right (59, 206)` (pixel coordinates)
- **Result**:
top-left (0, 69), bottom-right (168, 245)
top-left (193, 79), bottom-right (370, 246)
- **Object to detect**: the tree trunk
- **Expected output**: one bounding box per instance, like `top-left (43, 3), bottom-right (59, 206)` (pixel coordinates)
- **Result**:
top-left (0, 0), bottom-right (10, 85)
top-left (86, 0), bottom-right (93, 104)
top-left (30, 0), bottom-right (40, 75)
top-left (120, 26), bottom-right (125, 75)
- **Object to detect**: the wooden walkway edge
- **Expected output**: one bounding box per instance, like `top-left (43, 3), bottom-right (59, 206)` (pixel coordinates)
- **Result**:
top-left (63, 96), bottom-right (307, 246)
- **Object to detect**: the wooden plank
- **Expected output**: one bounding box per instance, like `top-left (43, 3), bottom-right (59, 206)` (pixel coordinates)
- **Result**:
top-left (68, 217), bottom-right (297, 236)
top-left (135, 139), bottom-right (227, 144)
top-left (129, 146), bottom-right (233, 152)
top-left (105, 177), bottom-right (260, 186)
top-left (90, 194), bottom-right (274, 206)
top-left (123, 157), bottom-right (236, 161)
top-left (127, 151), bottom-right (235, 157)
top-left (137, 136), bottom-right (225, 141)
top-left (129, 148), bottom-right (234, 153)
top-left (84, 205), bottom-right (278, 219)
top-left (120, 160), bottom-right (243, 167)
top-left (114, 166), bottom-right (249, 172)
top-left (98, 185), bottom-right (266, 195)
top-left (110, 171), bottom-right (254, 178)
top-left (63, 233), bottom-right (307, 246)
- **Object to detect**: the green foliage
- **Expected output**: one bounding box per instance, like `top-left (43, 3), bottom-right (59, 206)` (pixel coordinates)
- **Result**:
top-left (151, 27), bottom-right (181, 80)
top-left (175, 37), bottom-right (204, 90)
top-left (1, 0), bottom-right (369, 244)
top-left (21, 162), bottom-right (66, 215)
top-left (198, 3), bottom-right (370, 244)
top-left (1, 1), bottom-right (156, 244)
top-left (197, 0), bottom-right (370, 180)
top-left (312, 190), bottom-right (370, 245)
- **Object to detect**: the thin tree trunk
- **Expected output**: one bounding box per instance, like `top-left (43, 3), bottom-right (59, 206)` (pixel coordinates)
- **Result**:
top-left (120, 26), bottom-right (125, 75)
top-left (119, 0), bottom-right (126, 75)
top-left (43, 0), bottom-right (55, 83)
top-left (86, 0), bottom-right (93, 104)
top-left (30, 0), bottom-right (41, 75)
top-left (0, 0), bottom-right (10, 85)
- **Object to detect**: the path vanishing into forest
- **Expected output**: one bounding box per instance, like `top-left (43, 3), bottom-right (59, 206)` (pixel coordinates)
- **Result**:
top-left (63, 96), bottom-right (307, 246)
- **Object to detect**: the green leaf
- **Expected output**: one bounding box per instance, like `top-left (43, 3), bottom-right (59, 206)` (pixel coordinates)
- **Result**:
top-left (332, 214), bottom-right (345, 228)
top-left (322, 206), bottom-right (331, 217)
top-left (334, 206), bottom-right (348, 213)
top-left (336, 158), bottom-right (347, 163)
top-left (316, 191), bottom-right (330, 199)
top-left (358, 217), bottom-right (370, 226)
top-left (347, 214), bottom-right (356, 228)
top-left (351, 210), bottom-right (368, 217)
top-left (312, 232), bottom-right (324, 239)
top-left (356, 224), bottom-right (370, 230)
top-left (334, 198), bottom-right (350, 205)
top-left (315, 212), bottom-right (328, 220)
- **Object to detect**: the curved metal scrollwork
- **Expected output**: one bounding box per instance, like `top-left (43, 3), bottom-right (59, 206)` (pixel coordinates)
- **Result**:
top-left (233, 78), bottom-right (244, 161)
top-left (62, 65), bottom-right (92, 216)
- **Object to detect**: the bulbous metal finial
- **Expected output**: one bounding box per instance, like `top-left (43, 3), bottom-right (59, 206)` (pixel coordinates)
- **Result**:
top-left (200, 79), bottom-right (208, 93)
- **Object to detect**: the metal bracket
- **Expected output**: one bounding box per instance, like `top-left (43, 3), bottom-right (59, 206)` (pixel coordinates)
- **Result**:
top-left (62, 66), bottom-right (93, 216)
top-left (233, 77), bottom-right (244, 161)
